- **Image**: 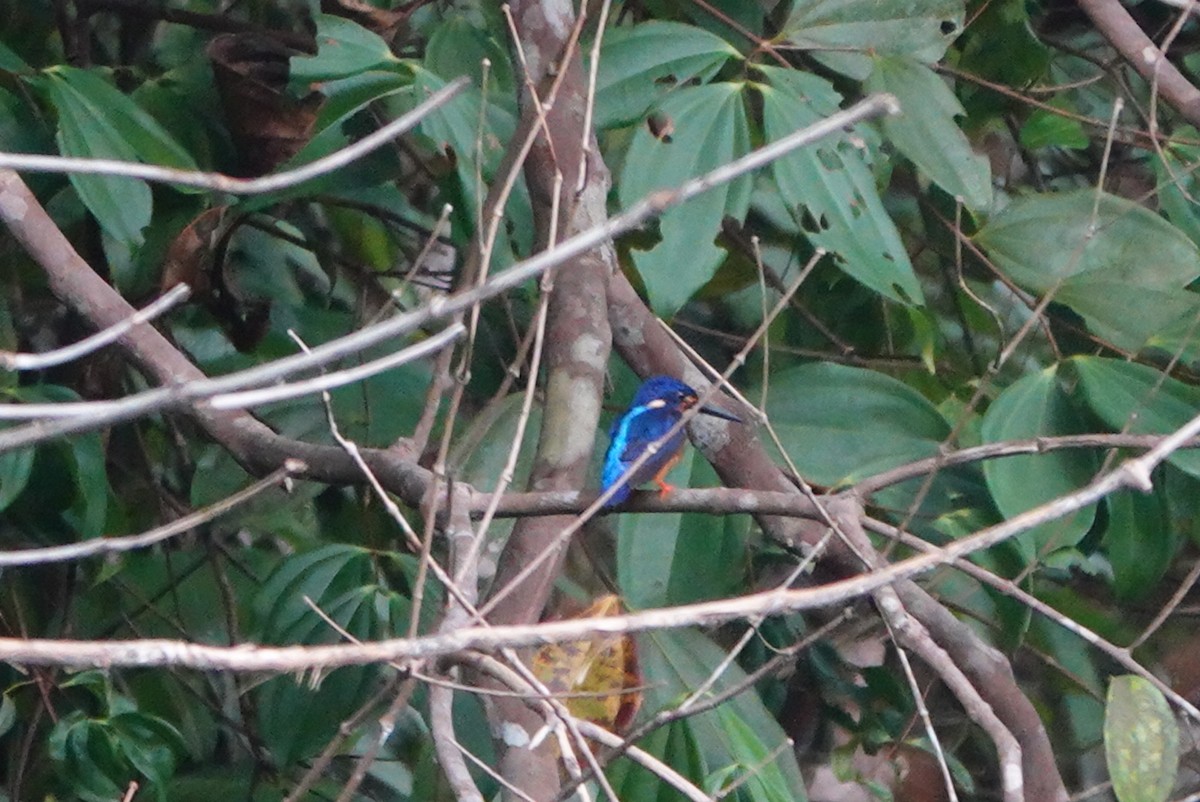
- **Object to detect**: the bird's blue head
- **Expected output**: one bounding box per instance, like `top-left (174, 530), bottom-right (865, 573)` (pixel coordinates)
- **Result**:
top-left (631, 376), bottom-right (741, 421)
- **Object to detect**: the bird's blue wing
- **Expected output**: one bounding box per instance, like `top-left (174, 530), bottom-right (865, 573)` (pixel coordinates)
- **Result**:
top-left (601, 404), bottom-right (683, 505)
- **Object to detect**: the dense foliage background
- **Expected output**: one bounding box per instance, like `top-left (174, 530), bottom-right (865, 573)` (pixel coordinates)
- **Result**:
top-left (1, 0), bottom-right (1199, 800)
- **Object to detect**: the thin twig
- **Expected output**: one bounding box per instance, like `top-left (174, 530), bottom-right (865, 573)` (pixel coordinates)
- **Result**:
top-left (0, 93), bottom-right (899, 455)
top-left (0, 463), bottom-right (300, 567)
top-left (0, 284), bottom-right (190, 371)
top-left (0, 79), bottom-right (470, 194)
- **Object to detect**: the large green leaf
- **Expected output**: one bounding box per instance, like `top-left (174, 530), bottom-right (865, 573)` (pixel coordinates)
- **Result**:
top-left (638, 629), bottom-right (808, 800)
top-left (1103, 489), bottom-right (1176, 602)
top-left (290, 14), bottom-right (400, 83)
top-left (621, 82), bottom-right (752, 316)
top-left (760, 362), bottom-right (950, 486)
top-left (981, 367), bottom-right (1098, 552)
top-left (1104, 676), bottom-right (1179, 802)
top-left (35, 71), bottom-right (152, 246)
top-left (1070, 356), bottom-right (1200, 478)
top-left (409, 64), bottom-right (529, 266)
top-left (609, 720), bottom-right (705, 802)
top-left (1056, 282), bottom-right (1200, 353)
top-left (617, 449), bottom-right (749, 609)
top-left (593, 21), bottom-right (740, 129)
top-left (975, 191), bottom-right (1200, 350)
top-left (707, 706), bottom-right (798, 800)
top-left (758, 66), bottom-right (922, 304)
top-left (865, 56), bottom-right (991, 210)
top-left (782, 0), bottom-right (964, 79)
top-left (255, 545), bottom-right (408, 764)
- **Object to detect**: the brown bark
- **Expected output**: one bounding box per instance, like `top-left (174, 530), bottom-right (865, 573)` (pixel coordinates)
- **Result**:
top-left (477, 2), bottom-right (615, 799)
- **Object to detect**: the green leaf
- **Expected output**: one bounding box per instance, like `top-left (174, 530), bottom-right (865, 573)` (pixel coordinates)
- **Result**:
top-left (409, 65), bottom-right (527, 266)
top-left (21, 385), bottom-right (109, 539)
top-left (255, 544), bottom-right (372, 637)
top-left (1104, 676), bottom-right (1179, 802)
top-left (424, 13), bottom-right (513, 104)
top-left (109, 712), bottom-right (185, 800)
top-left (1055, 282), bottom-right (1200, 353)
top-left (1019, 105), bottom-right (1089, 150)
top-left (1156, 138), bottom-right (1200, 247)
top-left (0, 444), bottom-right (35, 514)
top-left (1104, 489), bottom-right (1176, 602)
top-left (304, 68), bottom-right (414, 145)
top-left (1070, 356), bottom-right (1200, 478)
top-left (709, 706), bottom-right (797, 800)
top-left (976, 190), bottom-right (1200, 350)
top-left (0, 692), bottom-right (15, 739)
top-left (639, 629), bottom-right (808, 800)
top-left (0, 41), bottom-right (31, 73)
top-left (610, 720), bottom-right (705, 802)
top-left (782, 0), bottom-right (964, 79)
top-left (290, 14), bottom-right (400, 83)
top-left (617, 449), bottom-right (748, 609)
top-left (956, 0), bottom-right (1050, 119)
top-left (593, 21), bottom-right (740, 129)
top-left (758, 66), bottom-right (922, 304)
top-left (760, 362), bottom-right (950, 486)
top-left (35, 70), bottom-right (153, 247)
top-left (52, 67), bottom-right (198, 171)
top-left (865, 56), bottom-right (991, 209)
top-left (255, 545), bottom-right (399, 764)
top-left (981, 367), bottom-right (1098, 552)
top-left (977, 190), bottom-right (1200, 290)
top-left (620, 82), bottom-right (752, 316)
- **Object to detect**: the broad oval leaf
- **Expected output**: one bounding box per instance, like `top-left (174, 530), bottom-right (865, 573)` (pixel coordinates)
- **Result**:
top-left (758, 65), bottom-right (922, 305)
top-left (981, 367), bottom-right (1098, 552)
top-left (1070, 356), bottom-right (1200, 478)
top-left (866, 56), bottom-right (991, 209)
top-left (761, 362), bottom-right (950, 487)
top-left (782, 0), bottom-right (965, 79)
top-left (976, 190), bottom-right (1200, 351)
top-left (1104, 676), bottom-right (1179, 802)
top-left (593, 21), bottom-right (740, 129)
top-left (620, 82), bottom-right (752, 316)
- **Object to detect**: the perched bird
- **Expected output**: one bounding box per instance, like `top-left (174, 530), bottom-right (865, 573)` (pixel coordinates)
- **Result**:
top-left (601, 376), bottom-right (741, 507)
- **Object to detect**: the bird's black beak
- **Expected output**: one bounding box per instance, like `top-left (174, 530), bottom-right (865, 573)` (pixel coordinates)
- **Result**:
top-left (697, 401), bottom-right (741, 423)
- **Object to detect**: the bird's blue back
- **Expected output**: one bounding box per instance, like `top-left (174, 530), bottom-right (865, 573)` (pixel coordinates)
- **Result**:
top-left (601, 377), bottom-right (694, 505)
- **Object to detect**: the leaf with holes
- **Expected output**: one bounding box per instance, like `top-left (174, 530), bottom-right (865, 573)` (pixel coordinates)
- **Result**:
top-left (782, 0), bottom-right (965, 79)
top-left (592, 21), bottom-right (740, 129)
top-left (759, 65), bottom-right (922, 304)
top-left (620, 82), bottom-right (752, 316)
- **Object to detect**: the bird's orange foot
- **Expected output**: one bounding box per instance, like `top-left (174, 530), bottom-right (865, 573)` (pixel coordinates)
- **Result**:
top-left (655, 478), bottom-right (676, 498)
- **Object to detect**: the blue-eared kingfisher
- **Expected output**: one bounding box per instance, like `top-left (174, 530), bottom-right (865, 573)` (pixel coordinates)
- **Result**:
top-left (601, 376), bottom-right (741, 507)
